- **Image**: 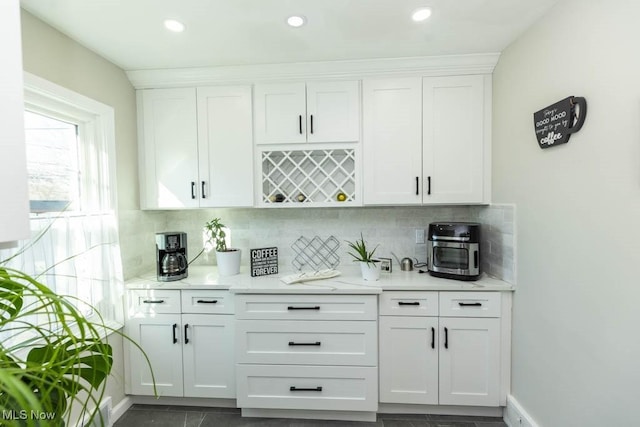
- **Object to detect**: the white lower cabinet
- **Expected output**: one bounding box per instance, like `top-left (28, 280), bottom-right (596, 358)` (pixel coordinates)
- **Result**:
top-left (125, 289), bottom-right (235, 398)
top-left (379, 316), bottom-right (439, 405)
top-left (438, 316), bottom-right (500, 406)
top-left (235, 294), bottom-right (378, 414)
top-left (379, 291), bottom-right (509, 408)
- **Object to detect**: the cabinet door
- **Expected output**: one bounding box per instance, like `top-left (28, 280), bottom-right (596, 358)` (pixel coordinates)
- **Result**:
top-left (182, 314), bottom-right (236, 398)
top-left (423, 75), bottom-right (485, 204)
top-left (197, 86), bottom-right (253, 207)
top-left (439, 317), bottom-right (500, 406)
top-left (0, 0), bottom-right (30, 243)
top-left (379, 316), bottom-right (439, 404)
top-left (126, 314), bottom-right (183, 397)
top-left (138, 88), bottom-right (199, 209)
top-left (363, 78), bottom-right (423, 205)
top-left (254, 83), bottom-right (306, 144)
top-left (306, 81), bottom-right (360, 143)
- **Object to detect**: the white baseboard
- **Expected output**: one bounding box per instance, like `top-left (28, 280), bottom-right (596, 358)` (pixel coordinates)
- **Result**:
top-left (504, 395), bottom-right (540, 427)
top-left (110, 396), bottom-right (133, 426)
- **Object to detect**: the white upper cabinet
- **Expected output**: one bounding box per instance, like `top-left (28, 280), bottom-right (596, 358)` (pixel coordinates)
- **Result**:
top-left (0, 0), bottom-right (30, 243)
top-left (138, 88), bottom-right (199, 209)
top-left (362, 77), bottom-right (423, 205)
top-left (306, 81), bottom-right (360, 143)
top-left (197, 86), bottom-right (253, 207)
top-left (254, 81), bottom-right (360, 145)
top-left (363, 75), bottom-right (490, 206)
top-left (423, 75), bottom-right (487, 204)
top-left (138, 86), bottom-right (253, 209)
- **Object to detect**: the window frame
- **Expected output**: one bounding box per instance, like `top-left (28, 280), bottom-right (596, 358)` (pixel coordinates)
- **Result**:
top-left (20, 72), bottom-right (123, 331)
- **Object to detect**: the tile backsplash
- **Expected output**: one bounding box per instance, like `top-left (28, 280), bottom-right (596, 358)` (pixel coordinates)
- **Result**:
top-left (118, 204), bottom-right (516, 284)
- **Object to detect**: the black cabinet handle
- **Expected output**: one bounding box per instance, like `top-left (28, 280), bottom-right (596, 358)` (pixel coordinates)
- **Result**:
top-left (184, 324), bottom-right (190, 344)
top-left (287, 306), bottom-right (320, 310)
top-left (299, 115), bottom-right (303, 134)
top-left (143, 299), bottom-right (165, 304)
top-left (197, 299), bottom-right (218, 304)
top-left (415, 177), bottom-right (419, 195)
top-left (201, 181), bottom-right (206, 199)
top-left (459, 302), bottom-right (482, 307)
top-left (431, 327), bottom-right (435, 349)
top-left (191, 181), bottom-right (196, 199)
top-left (398, 301), bottom-right (420, 306)
top-left (172, 323), bottom-right (178, 344)
top-left (310, 114), bottom-right (314, 134)
top-left (444, 327), bottom-right (448, 349)
top-left (290, 386), bottom-right (322, 392)
top-left (427, 176), bottom-right (431, 195)
top-left (288, 341), bottom-right (321, 346)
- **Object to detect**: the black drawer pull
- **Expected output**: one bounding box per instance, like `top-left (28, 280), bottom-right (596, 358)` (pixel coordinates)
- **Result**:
top-left (398, 301), bottom-right (420, 306)
top-left (431, 327), bottom-right (435, 349)
top-left (458, 302), bottom-right (482, 307)
top-left (172, 323), bottom-right (178, 344)
top-left (197, 299), bottom-right (218, 304)
top-left (287, 306), bottom-right (320, 310)
top-left (184, 324), bottom-right (190, 344)
top-left (288, 341), bottom-right (321, 346)
top-left (290, 386), bottom-right (322, 392)
top-left (143, 300), bottom-right (165, 304)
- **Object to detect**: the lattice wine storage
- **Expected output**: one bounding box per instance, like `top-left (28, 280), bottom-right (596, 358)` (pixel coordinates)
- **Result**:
top-left (261, 149), bottom-right (357, 206)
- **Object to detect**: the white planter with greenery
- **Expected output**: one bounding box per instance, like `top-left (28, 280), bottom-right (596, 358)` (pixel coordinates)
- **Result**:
top-left (216, 249), bottom-right (241, 276)
top-left (359, 260), bottom-right (381, 281)
top-left (205, 217), bottom-right (241, 276)
top-left (346, 233), bottom-right (381, 281)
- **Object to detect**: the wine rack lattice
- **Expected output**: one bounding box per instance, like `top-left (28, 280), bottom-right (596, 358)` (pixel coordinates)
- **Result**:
top-left (261, 149), bottom-right (356, 205)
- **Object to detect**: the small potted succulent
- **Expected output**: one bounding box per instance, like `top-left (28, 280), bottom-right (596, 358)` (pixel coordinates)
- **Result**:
top-left (205, 217), bottom-right (241, 276)
top-left (345, 233), bottom-right (381, 281)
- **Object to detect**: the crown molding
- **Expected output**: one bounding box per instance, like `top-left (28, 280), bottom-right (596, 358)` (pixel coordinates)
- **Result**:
top-left (126, 53), bottom-right (500, 89)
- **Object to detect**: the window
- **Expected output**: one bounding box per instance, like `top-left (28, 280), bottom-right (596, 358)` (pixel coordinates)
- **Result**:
top-left (0, 73), bottom-right (123, 332)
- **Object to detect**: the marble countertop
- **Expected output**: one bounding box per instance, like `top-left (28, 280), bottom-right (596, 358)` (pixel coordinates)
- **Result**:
top-left (126, 266), bottom-right (514, 294)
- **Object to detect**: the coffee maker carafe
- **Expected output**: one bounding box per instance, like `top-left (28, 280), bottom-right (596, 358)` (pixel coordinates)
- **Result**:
top-left (156, 232), bottom-right (188, 282)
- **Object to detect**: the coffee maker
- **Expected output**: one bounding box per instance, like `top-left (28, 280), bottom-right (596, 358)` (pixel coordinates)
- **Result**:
top-left (156, 232), bottom-right (188, 282)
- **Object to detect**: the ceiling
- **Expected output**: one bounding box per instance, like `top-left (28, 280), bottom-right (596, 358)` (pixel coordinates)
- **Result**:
top-left (20, 0), bottom-right (561, 71)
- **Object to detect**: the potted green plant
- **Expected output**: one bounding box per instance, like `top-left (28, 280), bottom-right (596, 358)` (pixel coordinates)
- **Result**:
top-left (204, 217), bottom-right (241, 276)
top-left (0, 213), bottom-right (155, 427)
top-left (345, 233), bottom-right (381, 281)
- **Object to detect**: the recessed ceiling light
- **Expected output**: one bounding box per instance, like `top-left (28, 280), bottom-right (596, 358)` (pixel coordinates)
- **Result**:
top-left (287, 15), bottom-right (306, 28)
top-left (164, 19), bottom-right (185, 33)
top-left (412, 7), bottom-right (432, 22)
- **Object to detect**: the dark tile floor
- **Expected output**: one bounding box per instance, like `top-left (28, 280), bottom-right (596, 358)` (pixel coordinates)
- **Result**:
top-left (113, 405), bottom-right (507, 427)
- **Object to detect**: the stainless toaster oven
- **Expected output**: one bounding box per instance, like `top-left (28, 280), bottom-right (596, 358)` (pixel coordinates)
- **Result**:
top-left (427, 222), bottom-right (480, 281)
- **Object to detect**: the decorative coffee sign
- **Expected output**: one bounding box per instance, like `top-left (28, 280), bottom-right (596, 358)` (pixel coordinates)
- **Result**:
top-left (250, 247), bottom-right (278, 277)
top-left (533, 96), bottom-right (587, 149)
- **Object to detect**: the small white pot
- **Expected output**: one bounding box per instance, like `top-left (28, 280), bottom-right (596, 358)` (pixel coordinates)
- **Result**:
top-left (360, 261), bottom-right (381, 281)
top-left (216, 249), bottom-right (241, 276)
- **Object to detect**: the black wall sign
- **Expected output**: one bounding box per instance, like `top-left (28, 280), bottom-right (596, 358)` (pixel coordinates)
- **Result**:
top-left (533, 96), bottom-right (587, 149)
top-left (250, 247), bottom-right (278, 277)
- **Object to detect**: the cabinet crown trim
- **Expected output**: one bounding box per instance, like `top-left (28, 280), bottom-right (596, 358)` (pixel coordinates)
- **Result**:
top-left (127, 53), bottom-right (500, 89)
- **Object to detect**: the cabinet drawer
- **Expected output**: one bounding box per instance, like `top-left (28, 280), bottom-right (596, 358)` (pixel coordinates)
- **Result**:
top-left (439, 292), bottom-right (501, 318)
top-left (181, 290), bottom-right (234, 314)
top-left (128, 290), bottom-right (181, 315)
top-left (236, 320), bottom-right (377, 366)
top-left (235, 294), bottom-right (377, 320)
top-left (236, 364), bottom-right (377, 411)
top-left (379, 291), bottom-right (438, 316)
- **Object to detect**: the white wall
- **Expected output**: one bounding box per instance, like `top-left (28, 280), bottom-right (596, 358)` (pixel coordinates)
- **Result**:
top-left (493, 1), bottom-right (640, 425)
